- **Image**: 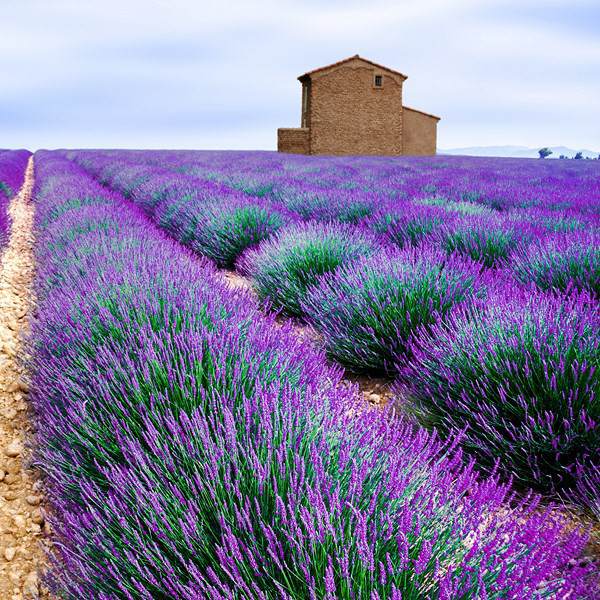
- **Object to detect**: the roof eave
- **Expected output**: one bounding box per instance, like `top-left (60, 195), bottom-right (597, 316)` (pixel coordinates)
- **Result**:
top-left (403, 105), bottom-right (441, 121)
top-left (298, 54), bottom-right (408, 81)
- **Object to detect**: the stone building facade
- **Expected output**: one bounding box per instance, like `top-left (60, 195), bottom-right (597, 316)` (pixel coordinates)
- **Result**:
top-left (278, 55), bottom-right (440, 156)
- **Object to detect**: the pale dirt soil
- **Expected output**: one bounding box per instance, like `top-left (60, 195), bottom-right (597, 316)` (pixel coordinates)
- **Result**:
top-left (0, 157), bottom-right (49, 600)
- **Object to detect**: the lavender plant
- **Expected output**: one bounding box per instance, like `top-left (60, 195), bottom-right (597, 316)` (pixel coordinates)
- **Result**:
top-left (510, 207), bottom-right (589, 233)
top-left (402, 287), bottom-right (600, 493)
top-left (0, 149), bottom-right (30, 249)
top-left (70, 153), bottom-right (293, 267)
top-left (302, 246), bottom-right (485, 374)
top-left (437, 216), bottom-right (525, 268)
top-left (29, 151), bottom-right (598, 599)
top-left (513, 231), bottom-right (599, 297)
top-left (49, 388), bottom-right (593, 600)
top-left (69, 149), bottom-right (600, 225)
top-left (129, 174), bottom-right (198, 214)
top-left (184, 199), bottom-right (292, 267)
top-left (415, 197), bottom-right (494, 216)
top-left (274, 187), bottom-right (376, 223)
top-left (573, 464), bottom-right (600, 520)
top-left (241, 221), bottom-right (379, 316)
top-left (368, 203), bottom-right (448, 248)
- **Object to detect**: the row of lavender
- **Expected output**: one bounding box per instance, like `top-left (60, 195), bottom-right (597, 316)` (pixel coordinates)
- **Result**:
top-left (68, 150), bottom-right (600, 292)
top-left (30, 149), bottom-right (597, 597)
top-left (65, 149), bottom-right (599, 504)
top-left (0, 149), bottom-right (30, 249)
top-left (67, 149), bottom-right (599, 299)
top-left (67, 149), bottom-right (600, 216)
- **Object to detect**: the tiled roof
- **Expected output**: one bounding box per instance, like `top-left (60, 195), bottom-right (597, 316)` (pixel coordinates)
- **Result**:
top-left (298, 54), bottom-right (408, 81)
top-left (403, 105), bottom-right (441, 120)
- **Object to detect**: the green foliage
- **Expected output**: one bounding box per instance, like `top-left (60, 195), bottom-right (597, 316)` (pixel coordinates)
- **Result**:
top-left (303, 247), bottom-right (482, 374)
top-left (440, 220), bottom-right (520, 268)
top-left (243, 222), bottom-right (377, 316)
top-left (0, 181), bottom-right (11, 198)
top-left (190, 203), bottom-right (289, 267)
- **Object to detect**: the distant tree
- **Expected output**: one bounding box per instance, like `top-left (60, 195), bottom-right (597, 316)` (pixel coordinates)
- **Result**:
top-left (559, 154), bottom-right (567, 159)
top-left (538, 147), bottom-right (553, 159)
top-left (574, 151), bottom-right (583, 160)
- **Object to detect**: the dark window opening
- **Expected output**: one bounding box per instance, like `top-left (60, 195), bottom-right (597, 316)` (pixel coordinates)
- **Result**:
top-left (301, 83), bottom-right (310, 128)
top-left (374, 75), bottom-right (383, 87)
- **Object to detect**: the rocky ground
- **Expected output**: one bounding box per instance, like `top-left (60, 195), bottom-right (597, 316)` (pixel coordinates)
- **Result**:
top-left (0, 158), bottom-right (48, 600)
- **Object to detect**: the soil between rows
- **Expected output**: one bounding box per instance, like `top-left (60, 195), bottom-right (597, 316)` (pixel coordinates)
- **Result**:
top-left (0, 157), bottom-right (49, 599)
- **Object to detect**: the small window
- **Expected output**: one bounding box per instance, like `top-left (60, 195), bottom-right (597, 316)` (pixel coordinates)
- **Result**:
top-left (374, 74), bottom-right (383, 87)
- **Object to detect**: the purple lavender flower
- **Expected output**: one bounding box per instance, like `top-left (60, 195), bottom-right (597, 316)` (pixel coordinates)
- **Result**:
top-left (29, 150), bottom-right (598, 599)
top-left (302, 244), bottom-right (486, 374)
top-left (0, 149), bottom-right (30, 248)
top-left (401, 285), bottom-right (599, 493)
top-left (240, 221), bottom-right (379, 316)
top-left (512, 230), bottom-right (599, 297)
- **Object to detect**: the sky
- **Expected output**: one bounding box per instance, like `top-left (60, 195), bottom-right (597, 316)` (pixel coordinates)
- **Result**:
top-left (1, 0), bottom-right (599, 151)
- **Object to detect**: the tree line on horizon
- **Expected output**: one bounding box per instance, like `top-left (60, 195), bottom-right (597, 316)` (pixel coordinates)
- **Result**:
top-left (538, 147), bottom-right (599, 160)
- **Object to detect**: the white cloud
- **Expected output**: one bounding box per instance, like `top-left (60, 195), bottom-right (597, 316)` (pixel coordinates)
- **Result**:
top-left (0, 0), bottom-right (598, 150)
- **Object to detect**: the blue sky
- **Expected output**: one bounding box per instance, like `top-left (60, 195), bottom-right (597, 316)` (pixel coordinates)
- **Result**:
top-left (1, 0), bottom-right (599, 150)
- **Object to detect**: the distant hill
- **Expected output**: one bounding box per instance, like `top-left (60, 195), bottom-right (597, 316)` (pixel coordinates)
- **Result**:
top-left (439, 145), bottom-right (599, 159)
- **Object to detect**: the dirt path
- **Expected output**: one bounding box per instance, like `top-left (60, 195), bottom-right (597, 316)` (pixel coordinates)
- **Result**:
top-left (0, 157), bottom-right (46, 600)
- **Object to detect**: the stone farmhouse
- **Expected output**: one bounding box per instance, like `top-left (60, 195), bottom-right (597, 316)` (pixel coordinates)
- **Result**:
top-left (278, 55), bottom-right (440, 156)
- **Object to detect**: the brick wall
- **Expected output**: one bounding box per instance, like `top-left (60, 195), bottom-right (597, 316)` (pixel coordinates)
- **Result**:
top-left (277, 128), bottom-right (310, 154)
top-left (402, 107), bottom-right (438, 155)
top-left (309, 59), bottom-right (404, 156)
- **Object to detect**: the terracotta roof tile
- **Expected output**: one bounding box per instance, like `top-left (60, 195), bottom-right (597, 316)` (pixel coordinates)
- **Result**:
top-left (402, 105), bottom-right (441, 121)
top-left (298, 54), bottom-right (408, 81)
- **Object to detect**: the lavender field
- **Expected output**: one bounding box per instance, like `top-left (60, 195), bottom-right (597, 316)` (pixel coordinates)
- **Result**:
top-left (6, 150), bottom-right (600, 598)
top-left (0, 150), bottom-right (30, 249)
